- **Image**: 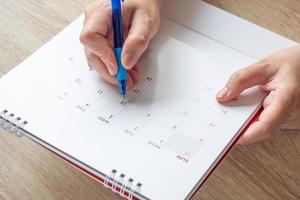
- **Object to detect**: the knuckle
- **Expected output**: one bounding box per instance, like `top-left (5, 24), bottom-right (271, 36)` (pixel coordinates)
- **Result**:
top-left (79, 30), bottom-right (93, 45)
top-left (144, 14), bottom-right (159, 34)
top-left (144, 16), bottom-right (155, 30)
top-left (79, 31), bottom-right (88, 44)
top-left (258, 59), bottom-right (271, 68)
top-left (134, 35), bottom-right (150, 48)
top-left (229, 71), bottom-right (243, 85)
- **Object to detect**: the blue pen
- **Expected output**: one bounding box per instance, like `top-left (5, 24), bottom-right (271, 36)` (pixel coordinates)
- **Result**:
top-left (111, 0), bottom-right (127, 98)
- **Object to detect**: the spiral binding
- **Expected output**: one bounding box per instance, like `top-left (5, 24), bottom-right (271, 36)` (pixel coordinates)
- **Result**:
top-left (104, 169), bottom-right (142, 200)
top-left (0, 109), bottom-right (28, 137)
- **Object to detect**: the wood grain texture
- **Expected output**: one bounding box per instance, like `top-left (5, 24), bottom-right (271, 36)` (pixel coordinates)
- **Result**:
top-left (0, 0), bottom-right (299, 200)
top-left (204, 0), bottom-right (300, 42)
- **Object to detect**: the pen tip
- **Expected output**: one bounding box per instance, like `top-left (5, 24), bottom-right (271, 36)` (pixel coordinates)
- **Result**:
top-left (118, 80), bottom-right (127, 97)
top-left (121, 95), bottom-right (126, 101)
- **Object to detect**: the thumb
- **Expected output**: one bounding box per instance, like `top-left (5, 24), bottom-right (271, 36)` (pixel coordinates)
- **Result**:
top-left (238, 87), bottom-right (293, 144)
top-left (216, 62), bottom-right (273, 102)
top-left (122, 11), bottom-right (159, 69)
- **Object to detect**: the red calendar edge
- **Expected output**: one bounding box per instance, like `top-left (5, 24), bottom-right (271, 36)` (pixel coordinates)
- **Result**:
top-left (44, 106), bottom-right (263, 200)
top-left (189, 105), bottom-right (263, 199)
top-left (45, 148), bottom-right (140, 200)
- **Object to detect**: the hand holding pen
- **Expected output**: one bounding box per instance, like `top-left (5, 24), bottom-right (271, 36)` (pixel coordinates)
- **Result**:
top-left (80, 0), bottom-right (161, 90)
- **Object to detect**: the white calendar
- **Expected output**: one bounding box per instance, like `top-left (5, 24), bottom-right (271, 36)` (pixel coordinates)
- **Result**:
top-left (1, 1), bottom-right (293, 198)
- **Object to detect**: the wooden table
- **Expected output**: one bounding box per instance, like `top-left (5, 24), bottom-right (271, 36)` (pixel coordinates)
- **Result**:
top-left (0, 0), bottom-right (299, 199)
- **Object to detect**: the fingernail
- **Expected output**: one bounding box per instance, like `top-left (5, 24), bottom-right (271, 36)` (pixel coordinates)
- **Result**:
top-left (108, 63), bottom-right (116, 75)
top-left (122, 52), bottom-right (138, 69)
top-left (217, 87), bottom-right (230, 99)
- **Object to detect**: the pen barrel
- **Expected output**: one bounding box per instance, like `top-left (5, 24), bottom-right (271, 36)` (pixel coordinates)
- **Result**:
top-left (112, 8), bottom-right (123, 48)
top-left (114, 48), bottom-right (127, 81)
top-left (111, 0), bottom-right (121, 10)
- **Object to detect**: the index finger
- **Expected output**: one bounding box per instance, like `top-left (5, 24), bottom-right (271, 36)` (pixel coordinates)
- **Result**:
top-left (80, 6), bottom-right (117, 74)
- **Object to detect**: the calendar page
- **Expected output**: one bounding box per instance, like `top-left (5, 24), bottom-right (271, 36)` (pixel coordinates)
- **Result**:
top-left (0, 16), bottom-right (266, 200)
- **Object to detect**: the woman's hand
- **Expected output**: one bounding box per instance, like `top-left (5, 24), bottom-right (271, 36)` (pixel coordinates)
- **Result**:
top-left (216, 45), bottom-right (300, 144)
top-left (80, 0), bottom-right (161, 88)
